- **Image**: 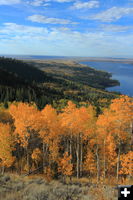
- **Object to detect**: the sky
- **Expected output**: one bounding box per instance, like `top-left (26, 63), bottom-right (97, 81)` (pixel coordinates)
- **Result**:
top-left (0, 0), bottom-right (133, 57)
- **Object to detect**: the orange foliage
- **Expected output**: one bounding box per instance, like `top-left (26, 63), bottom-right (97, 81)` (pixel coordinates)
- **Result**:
top-left (119, 151), bottom-right (133, 176)
top-left (38, 105), bottom-right (61, 161)
top-left (60, 101), bottom-right (96, 139)
top-left (9, 102), bottom-right (38, 147)
top-left (0, 123), bottom-right (15, 168)
top-left (58, 152), bottom-right (73, 177)
top-left (0, 96), bottom-right (132, 181)
top-left (31, 148), bottom-right (42, 164)
top-left (84, 150), bottom-right (96, 175)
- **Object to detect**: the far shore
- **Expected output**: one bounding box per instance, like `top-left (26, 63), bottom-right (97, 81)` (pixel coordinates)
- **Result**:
top-left (22, 57), bottom-right (133, 65)
top-left (1, 55), bottom-right (133, 65)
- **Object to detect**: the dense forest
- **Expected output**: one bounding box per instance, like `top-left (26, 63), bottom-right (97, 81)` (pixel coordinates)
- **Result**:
top-left (0, 96), bottom-right (132, 182)
top-left (0, 57), bottom-right (119, 111)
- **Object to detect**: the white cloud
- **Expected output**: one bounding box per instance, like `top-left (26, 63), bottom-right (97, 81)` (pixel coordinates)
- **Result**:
top-left (27, 0), bottom-right (50, 7)
top-left (0, 23), bottom-right (48, 36)
top-left (71, 1), bottom-right (99, 9)
top-left (90, 7), bottom-right (133, 22)
top-left (101, 24), bottom-right (133, 32)
top-left (0, 0), bottom-right (21, 5)
top-left (54, 0), bottom-right (73, 2)
top-left (1, 22), bottom-right (133, 57)
top-left (28, 0), bottom-right (73, 6)
top-left (51, 27), bottom-right (70, 31)
top-left (27, 14), bottom-right (77, 24)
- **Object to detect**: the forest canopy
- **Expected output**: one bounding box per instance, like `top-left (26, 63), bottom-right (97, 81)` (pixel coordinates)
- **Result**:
top-left (0, 96), bottom-right (132, 182)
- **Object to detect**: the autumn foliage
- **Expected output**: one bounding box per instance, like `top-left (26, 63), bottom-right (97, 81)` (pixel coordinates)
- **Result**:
top-left (58, 152), bottom-right (73, 178)
top-left (0, 96), bottom-right (132, 181)
top-left (0, 123), bottom-right (15, 173)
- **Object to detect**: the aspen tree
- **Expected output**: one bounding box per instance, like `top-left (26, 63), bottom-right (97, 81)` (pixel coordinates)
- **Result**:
top-left (58, 152), bottom-right (73, 182)
top-left (9, 102), bottom-right (37, 172)
top-left (119, 151), bottom-right (133, 177)
top-left (0, 123), bottom-right (15, 174)
top-left (109, 96), bottom-right (133, 180)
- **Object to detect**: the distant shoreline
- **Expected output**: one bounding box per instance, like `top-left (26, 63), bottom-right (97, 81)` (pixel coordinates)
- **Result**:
top-left (77, 58), bottom-right (133, 65)
top-left (1, 55), bottom-right (133, 65)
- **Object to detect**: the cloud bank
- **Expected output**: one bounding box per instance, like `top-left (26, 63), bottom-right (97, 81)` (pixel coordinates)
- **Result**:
top-left (90, 7), bottom-right (133, 22)
top-left (0, 0), bottom-right (21, 5)
top-left (27, 14), bottom-right (77, 24)
top-left (71, 0), bottom-right (99, 9)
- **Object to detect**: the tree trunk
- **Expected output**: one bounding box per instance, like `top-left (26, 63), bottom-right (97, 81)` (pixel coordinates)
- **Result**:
top-left (42, 142), bottom-right (45, 172)
top-left (1, 166), bottom-right (5, 175)
top-left (103, 139), bottom-right (106, 180)
top-left (69, 135), bottom-right (72, 162)
top-left (76, 135), bottom-right (80, 179)
top-left (116, 142), bottom-right (120, 181)
top-left (96, 144), bottom-right (100, 183)
top-left (80, 135), bottom-right (83, 177)
top-left (26, 147), bottom-right (30, 174)
top-left (67, 137), bottom-right (69, 153)
top-left (70, 138), bottom-right (72, 156)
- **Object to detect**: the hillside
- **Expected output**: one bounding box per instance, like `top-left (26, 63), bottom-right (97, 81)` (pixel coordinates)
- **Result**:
top-left (0, 68), bottom-right (27, 87)
top-left (27, 59), bottom-right (119, 89)
top-left (0, 57), bottom-right (48, 83)
top-left (0, 57), bottom-right (119, 110)
top-left (0, 57), bottom-right (64, 108)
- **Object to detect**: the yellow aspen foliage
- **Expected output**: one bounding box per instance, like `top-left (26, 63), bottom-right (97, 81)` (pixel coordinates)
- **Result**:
top-left (105, 134), bottom-right (117, 171)
top-left (119, 151), bottom-right (133, 176)
top-left (31, 148), bottom-right (42, 164)
top-left (9, 102), bottom-right (38, 147)
top-left (58, 152), bottom-right (73, 177)
top-left (72, 105), bottom-right (96, 138)
top-left (110, 95), bottom-right (133, 122)
top-left (110, 95), bottom-right (133, 141)
top-left (0, 98), bottom-right (132, 180)
top-left (0, 123), bottom-right (15, 168)
top-left (84, 150), bottom-right (96, 175)
top-left (62, 101), bottom-right (76, 114)
top-left (60, 102), bottom-right (96, 139)
top-left (97, 108), bottom-right (114, 138)
top-left (38, 105), bottom-right (61, 161)
top-left (60, 101), bottom-right (96, 179)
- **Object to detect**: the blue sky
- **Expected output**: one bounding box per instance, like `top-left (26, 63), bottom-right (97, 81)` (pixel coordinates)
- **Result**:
top-left (0, 0), bottom-right (133, 57)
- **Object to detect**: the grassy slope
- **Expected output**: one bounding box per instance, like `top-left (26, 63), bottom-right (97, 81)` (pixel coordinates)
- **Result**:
top-left (0, 174), bottom-right (118, 200)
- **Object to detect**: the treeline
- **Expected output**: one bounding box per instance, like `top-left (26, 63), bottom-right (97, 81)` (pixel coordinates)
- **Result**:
top-left (0, 96), bottom-right (132, 182)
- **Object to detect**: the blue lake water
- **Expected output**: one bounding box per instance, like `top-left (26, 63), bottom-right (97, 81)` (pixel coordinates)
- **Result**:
top-left (80, 61), bottom-right (133, 97)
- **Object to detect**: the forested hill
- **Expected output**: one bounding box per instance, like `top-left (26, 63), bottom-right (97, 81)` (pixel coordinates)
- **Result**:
top-left (0, 57), bottom-right (61, 108)
top-left (0, 57), bottom-right (53, 83)
top-left (28, 60), bottom-right (120, 89)
top-left (0, 68), bottom-right (26, 87)
top-left (0, 57), bottom-right (119, 110)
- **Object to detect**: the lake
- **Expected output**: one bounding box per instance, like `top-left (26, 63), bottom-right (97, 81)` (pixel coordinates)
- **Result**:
top-left (79, 61), bottom-right (133, 97)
